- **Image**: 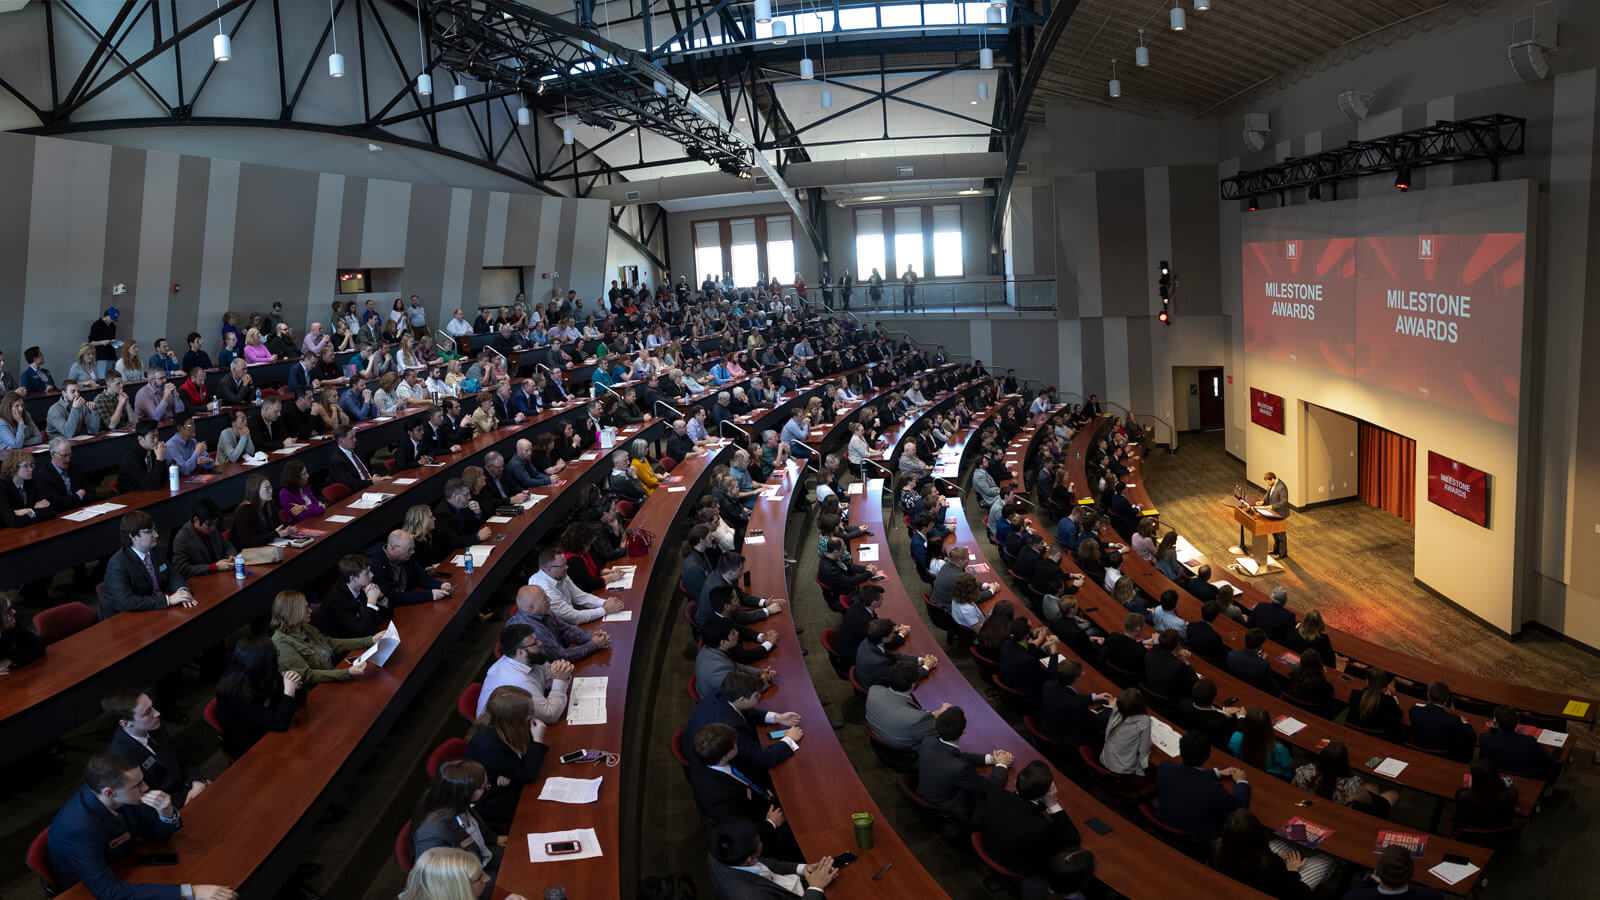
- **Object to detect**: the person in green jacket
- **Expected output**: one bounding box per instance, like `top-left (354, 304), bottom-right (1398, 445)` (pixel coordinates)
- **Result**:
top-left (269, 590), bottom-right (379, 686)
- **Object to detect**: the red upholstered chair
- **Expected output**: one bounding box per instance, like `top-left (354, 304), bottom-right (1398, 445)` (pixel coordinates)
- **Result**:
top-left (670, 727), bottom-right (692, 774)
top-left (848, 666), bottom-right (869, 699)
top-left (425, 738), bottom-right (468, 777)
top-left (394, 820), bottom-right (416, 871)
top-left (1139, 801), bottom-right (1205, 855)
top-left (990, 672), bottom-right (1031, 712)
top-left (615, 500), bottom-right (636, 519)
top-left (202, 698), bottom-right (232, 761)
top-left (971, 833), bottom-right (1026, 882)
top-left (660, 457), bottom-right (677, 471)
top-left (687, 675), bottom-right (701, 703)
top-left (34, 602), bottom-right (97, 644)
top-left (26, 828), bottom-right (56, 893)
top-left (457, 683), bottom-right (483, 722)
top-left (1079, 745), bottom-right (1156, 804)
top-left (820, 629), bottom-right (851, 679)
top-left (864, 723), bottom-right (919, 774)
top-left (322, 482), bottom-right (352, 504)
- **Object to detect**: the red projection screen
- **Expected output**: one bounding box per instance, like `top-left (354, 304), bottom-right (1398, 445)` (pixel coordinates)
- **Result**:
top-left (1427, 450), bottom-right (1490, 527)
top-left (1241, 238), bottom-right (1356, 376)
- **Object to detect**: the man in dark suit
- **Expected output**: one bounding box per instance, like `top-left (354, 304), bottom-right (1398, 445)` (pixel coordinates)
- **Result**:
top-left (1225, 628), bottom-right (1281, 697)
top-left (705, 818), bottom-right (837, 899)
top-left (1142, 629), bottom-right (1199, 702)
top-left (696, 553), bottom-right (781, 632)
top-left (328, 424), bottom-right (380, 492)
top-left (37, 437), bottom-right (95, 510)
top-left (1480, 705), bottom-right (1560, 782)
top-left (391, 418), bottom-right (433, 471)
top-left (1038, 658), bottom-right (1112, 748)
top-left (117, 420), bottom-right (169, 494)
top-left (101, 689), bottom-right (207, 808)
top-left (835, 584), bottom-right (883, 664)
top-left (1012, 531), bottom-right (1046, 583)
top-left (423, 406), bottom-right (464, 454)
top-left (916, 706), bottom-right (1013, 826)
top-left (278, 390), bottom-right (317, 440)
top-left (1248, 586), bottom-right (1298, 644)
top-left (215, 358), bottom-right (253, 406)
top-left (997, 619), bottom-right (1060, 703)
top-left (433, 478), bottom-right (490, 551)
top-left (687, 723), bottom-right (802, 859)
top-left (249, 397), bottom-right (293, 452)
top-left (285, 350), bottom-right (319, 396)
top-left (312, 554), bottom-right (393, 639)
top-left (685, 672), bottom-right (803, 781)
top-left (1257, 471), bottom-right (1291, 557)
top-left (48, 754), bottom-right (237, 900)
top-left (170, 500), bottom-right (238, 579)
top-left (1103, 612), bottom-right (1151, 682)
top-left (817, 537), bottom-right (872, 609)
top-left (1343, 846), bottom-right (1444, 900)
top-left (366, 529), bottom-right (453, 607)
top-left (100, 511), bottom-right (194, 619)
top-left (855, 617), bottom-right (934, 689)
top-left (696, 616), bottom-right (771, 697)
top-left (978, 760), bottom-right (1081, 875)
top-left (1174, 679), bottom-right (1243, 749)
top-left (1154, 732), bottom-right (1251, 841)
top-left (1185, 600), bottom-right (1228, 667)
top-left (865, 660), bottom-right (948, 749)
top-left (606, 449), bottom-right (648, 504)
top-left (1184, 564), bottom-right (1219, 604)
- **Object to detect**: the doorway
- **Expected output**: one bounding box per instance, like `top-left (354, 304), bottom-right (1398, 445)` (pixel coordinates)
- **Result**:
top-left (1198, 367), bottom-right (1225, 430)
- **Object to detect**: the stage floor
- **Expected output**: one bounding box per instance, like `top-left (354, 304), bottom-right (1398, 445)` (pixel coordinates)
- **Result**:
top-left (1143, 430), bottom-right (1600, 752)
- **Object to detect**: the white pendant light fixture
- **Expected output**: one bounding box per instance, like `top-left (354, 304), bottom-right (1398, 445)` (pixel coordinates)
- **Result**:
top-left (563, 127), bottom-right (574, 144)
top-left (1170, 3), bottom-right (1186, 31)
top-left (754, 0), bottom-right (772, 24)
top-left (1136, 28), bottom-right (1149, 67)
top-left (771, 19), bottom-right (788, 44)
top-left (986, 5), bottom-right (1002, 24)
top-left (212, 1), bottom-right (231, 61)
top-left (327, 0), bottom-right (344, 76)
top-left (800, 57), bottom-right (814, 79)
top-left (415, 1), bottom-right (431, 96)
top-left (798, 5), bottom-right (813, 79)
top-left (977, 81), bottom-right (989, 100)
top-left (817, 11), bottom-right (830, 110)
top-left (821, 88), bottom-right (832, 108)
top-left (1194, 0), bottom-right (1210, 10)
top-left (980, 47), bottom-right (994, 70)
top-left (517, 104), bottom-right (530, 126)
top-left (453, 82), bottom-right (467, 101)
top-left (1108, 60), bottom-right (1121, 98)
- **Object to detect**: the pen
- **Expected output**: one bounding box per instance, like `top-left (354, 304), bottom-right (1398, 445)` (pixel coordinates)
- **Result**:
top-left (871, 862), bottom-right (893, 880)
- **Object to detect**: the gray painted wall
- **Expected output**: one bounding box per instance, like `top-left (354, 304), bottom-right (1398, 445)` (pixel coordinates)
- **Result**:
top-left (0, 132), bottom-right (608, 375)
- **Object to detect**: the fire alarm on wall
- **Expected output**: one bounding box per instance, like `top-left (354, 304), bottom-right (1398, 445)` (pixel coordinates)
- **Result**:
top-left (540, 272), bottom-right (548, 279)
top-left (172, 283), bottom-right (181, 293)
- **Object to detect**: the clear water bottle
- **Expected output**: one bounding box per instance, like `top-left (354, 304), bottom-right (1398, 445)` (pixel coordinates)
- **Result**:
top-left (234, 554), bottom-right (246, 580)
top-left (464, 552), bottom-right (474, 575)
top-left (168, 464), bottom-right (180, 492)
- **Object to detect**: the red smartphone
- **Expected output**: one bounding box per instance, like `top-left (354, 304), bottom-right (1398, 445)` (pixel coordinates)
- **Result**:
top-left (546, 840), bottom-right (582, 855)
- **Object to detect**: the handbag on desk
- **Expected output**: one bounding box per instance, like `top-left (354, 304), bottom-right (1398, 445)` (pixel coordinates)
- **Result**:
top-left (239, 546), bottom-right (283, 566)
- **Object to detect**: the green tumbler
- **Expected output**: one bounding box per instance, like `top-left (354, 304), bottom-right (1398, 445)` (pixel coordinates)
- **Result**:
top-left (851, 812), bottom-right (874, 850)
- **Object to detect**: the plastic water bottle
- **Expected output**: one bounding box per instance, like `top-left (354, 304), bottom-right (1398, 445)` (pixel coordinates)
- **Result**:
top-left (234, 554), bottom-right (245, 580)
top-left (168, 464), bottom-right (180, 492)
top-left (464, 552), bottom-right (474, 575)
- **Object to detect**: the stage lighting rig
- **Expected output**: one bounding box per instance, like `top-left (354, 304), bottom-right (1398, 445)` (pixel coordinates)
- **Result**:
top-left (1157, 259), bottom-right (1175, 325)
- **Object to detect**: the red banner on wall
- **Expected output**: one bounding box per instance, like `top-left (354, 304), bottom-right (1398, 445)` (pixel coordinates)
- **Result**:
top-left (1426, 450), bottom-right (1490, 527)
top-left (1250, 388), bottom-right (1285, 434)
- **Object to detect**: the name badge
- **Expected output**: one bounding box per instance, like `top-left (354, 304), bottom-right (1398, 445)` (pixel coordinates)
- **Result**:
top-left (109, 832), bottom-right (132, 849)
top-left (158, 563), bottom-right (168, 572)
top-left (141, 756), bottom-right (157, 770)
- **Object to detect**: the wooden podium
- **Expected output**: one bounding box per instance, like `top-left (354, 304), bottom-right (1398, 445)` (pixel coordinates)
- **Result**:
top-left (1228, 506), bottom-right (1286, 576)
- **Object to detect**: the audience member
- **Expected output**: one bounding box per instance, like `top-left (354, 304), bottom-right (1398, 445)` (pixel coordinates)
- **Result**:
top-left (101, 510), bottom-right (194, 618)
top-left (170, 498), bottom-right (238, 578)
top-left (977, 760), bottom-right (1081, 875)
top-left (268, 590), bottom-right (377, 686)
top-left (1228, 706), bottom-right (1295, 778)
top-left (705, 818), bottom-right (837, 899)
top-left (916, 705), bottom-right (1013, 826)
top-left (1155, 731), bottom-right (1251, 841)
top-left (411, 760), bottom-right (502, 874)
top-left (479, 624), bottom-right (573, 722)
top-left (101, 688), bottom-right (207, 808)
top-left (1342, 845), bottom-right (1443, 900)
top-left (465, 686), bottom-right (549, 822)
top-left (506, 584), bottom-right (611, 662)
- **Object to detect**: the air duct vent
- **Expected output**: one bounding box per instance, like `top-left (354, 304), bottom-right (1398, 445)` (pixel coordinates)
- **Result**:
top-left (624, 190), bottom-right (642, 202)
top-left (896, 165), bottom-right (914, 177)
top-left (754, 175), bottom-right (772, 186)
top-left (1016, 162), bottom-right (1029, 172)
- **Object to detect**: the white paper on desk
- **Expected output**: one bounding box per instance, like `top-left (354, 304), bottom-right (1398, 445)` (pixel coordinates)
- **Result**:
top-left (847, 482), bottom-right (864, 495)
top-left (1273, 716), bottom-right (1307, 736)
top-left (580, 451), bottom-right (601, 461)
top-left (355, 622), bottom-right (400, 666)
top-left (1536, 729), bottom-right (1569, 748)
top-left (1149, 718), bottom-right (1183, 757)
top-left (527, 827), bottom-right (602, 862)
top-left (349, 492), bottom-right (387, 509)
top-left (857, 544), bottom-right (881, 563)
top-left (61, 508), bottom-right (101, 522)
top-left (270, 448), bottom-right (297, 456)
top-left (539, 777), bottom-right (603, 804)
top-left (867, 478), bottom-right (885, 492)
top-left (761, 491), bottom-right (783, 502)
top-left (422, 462), bottom-right (447, 467)
top-left (608, 565), bottom-right (636, 591)
top-left (567, 677), bottom-right (608, 725)
top-left (603, 610), bottom-right (633, 622)
top-left (1175, 535), bottom-right (1204, 567)
top-left (1210, 579), bottom-right (1243, 596)
top-left (1427, 861), bottom-right (1480, 886)
top-left (373, 416), bottom-right (395, 421)
top-left (666, 486), bottom-right (687, 493)
top-left (520, 495), bottom-right (545, 509)
top-left (486, 516), bottom-right (513, 524)
top-left (327, 515), bottom-right (356, 524)
top-left (391, 477), bottom-right (419, 485)
top-left (465, 544), bottom-right (493, 567)
top-left (743, 534), bottom-right (767, 545)
top-left (1373, 757), bottom-right (1409, 778)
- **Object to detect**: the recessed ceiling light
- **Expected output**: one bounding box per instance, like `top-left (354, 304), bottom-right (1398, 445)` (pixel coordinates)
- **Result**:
top-left (860, 195), bottom-right (885, 200)
top-left (958, 189), bottom-right (980, 195)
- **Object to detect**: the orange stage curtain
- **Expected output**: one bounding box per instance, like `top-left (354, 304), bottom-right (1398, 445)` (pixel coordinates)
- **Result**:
top-left (1358, 422), bottom-right (1415, 523)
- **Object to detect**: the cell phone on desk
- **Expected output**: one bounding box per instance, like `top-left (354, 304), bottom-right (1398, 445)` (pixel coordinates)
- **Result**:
top-left (490, 534), bottom-right (506, 542)
top-left (135, 852), bottom-right (179, 867)
top-left (559, 748), bottom-right (603, 764)
top-left (1287, 823), bottom-right (1308, 841)
top-left (546, 840), bottom-right (582, 855)
top-left (1338, 673), bottom-right (1353, 683)
top-left (1085, 818), bottom-right (1113, 836)
top-left (832, 851), bottom-right (858, 868)
top-left (749, 528), bottom-right (764, 537)
top-left (1223, 697), bottom-right (1239, 706)
top-left (768, 729), bottom-right (789, 740)
top-left (1443, 853), bottom-right (1471, 865)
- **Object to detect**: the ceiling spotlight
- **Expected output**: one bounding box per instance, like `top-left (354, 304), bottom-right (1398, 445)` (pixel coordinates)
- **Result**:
top-left (1136, 29), bottom-right (1149, 67)
top-left (328, 52), bottom-right (345, 77)
top-left (563, 127), bottom-right (574, 145)
top-left (1170, 3), bottom-right (1187, 31)
top-left (517, 105), bottom-right (530, 126)
top-left (979, 47), bottom-right (994, 70)
top-left (821, 89), bottom-right (832, 109)
top-left (453, 83), bottom-right (467, 102)
top-left (213, 32), bottom-right (232, 62)
top-left (1194, 0), bottom-right (1211, 9)
top-left (1108, 60), bottom-right (1121, 98)
top-left (986, 5), bottom-right (1002, 23)
top-left (1246, 195), bottom-right (1258, 211)
top-left (417, 73), bottom-right (432, 96)
top-left (860, 195), bottom-right (885, 201)
top-left (800, 57), bottom-right (814, 79)
top-left (754, 0), bottom-right (772, 24)
top-left (772, 19), bottom-right (788, 44)
top-left (1394, 167), bottom-right (1411, 191)
top-left (538, 82), bottom-right (547, 95)
top-left (977, 81), bottom-right (989, 101)
top-left (1158, 308), bottom-right (1170, 324)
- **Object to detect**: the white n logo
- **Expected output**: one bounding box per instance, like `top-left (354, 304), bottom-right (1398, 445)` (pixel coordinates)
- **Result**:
top-left (1286, 241), bottom-right (1298, 259)
top-left (1419, 236), bottom-right (1435, 260)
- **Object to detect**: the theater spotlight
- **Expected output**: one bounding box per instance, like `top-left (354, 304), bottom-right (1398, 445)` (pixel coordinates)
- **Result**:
top-left (1158, 307), bottom-right (1170, 324)
top-left (1158, 260), bottom-right (1171, 300)
top-left (1394, 166), bottom-right (1411, 191)
top-left (1307, 180), bottom-right (1322, 201)
top-left (1246, 195), bottom-right (1258, 211)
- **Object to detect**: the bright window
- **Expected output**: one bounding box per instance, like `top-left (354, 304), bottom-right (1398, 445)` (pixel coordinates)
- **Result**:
top-left (693, 221), bottom-right (723, 286)
top-left (730, 218), bottom-right (759, 287)
top-left (854, 209), bottom-right (885, 281)
top-left (893, 206), bottom-right (923, 278)
top-left (931, 205), bottom-right (963, 277)
top-left (837, 6), bottom-right (878, 29)
top-left (879, 4), bottom-right (922, 26)
top-left (766, 216), bottom-right (796, 287)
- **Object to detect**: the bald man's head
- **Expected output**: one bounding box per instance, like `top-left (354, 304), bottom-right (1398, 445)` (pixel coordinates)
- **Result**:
top-left (515, 583), bottom-right (550, 615)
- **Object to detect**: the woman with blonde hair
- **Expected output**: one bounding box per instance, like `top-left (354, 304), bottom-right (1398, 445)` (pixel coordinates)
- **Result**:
top-left (268, 590), bottom-right (377, 687)
top-left (373, 371), bottom-right (403, 417)
top-left (67, 344), bottom-right (100, 389)
top-left (404, 504), bottom-right (442, 568)
top-left (115, 341), bottom-right (144, 381)
top-left (243, 328), bottom-right (273, 364)
top-left (396, 333), bottom-right (424, 372)
top-left (331, 317), bottom-right (355, 353)
top-left (0, 395), bottom-right (44, 450)
top-left (467, 393), bottom-right (498, 438)
top-left (311, 387), bottom-right (348, 433)
top-left (465, 686), bottom-right (549, 822)
top-left (629, 438), bottom-right (660, 495)
top-left (402, 847), bottom-right (524, 900)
